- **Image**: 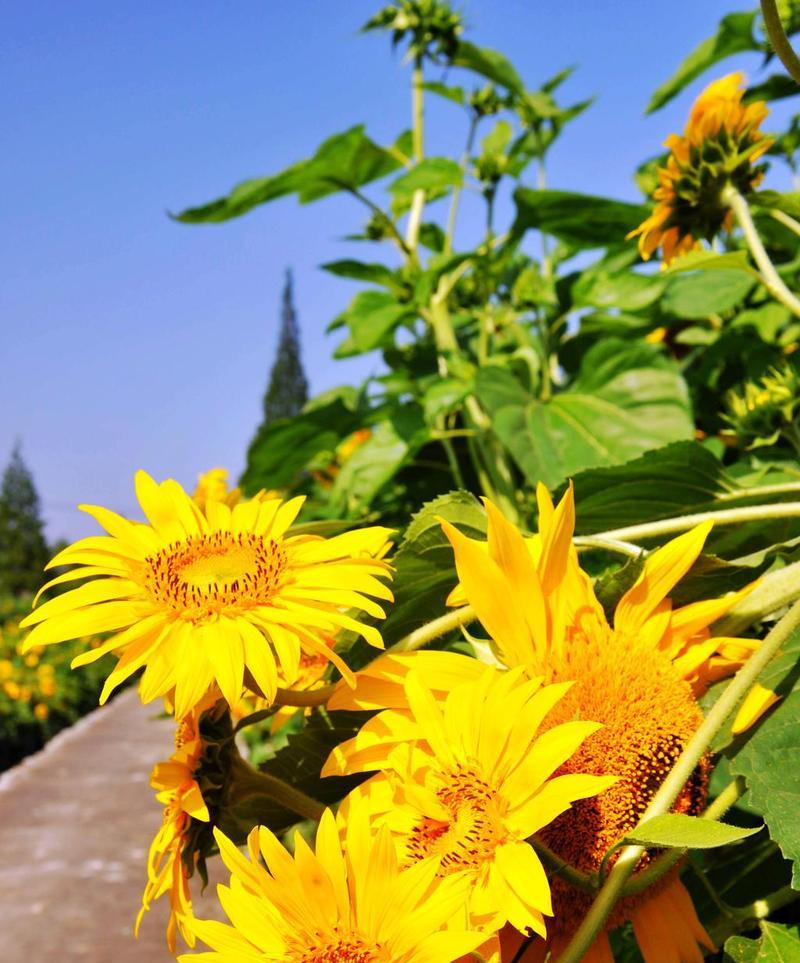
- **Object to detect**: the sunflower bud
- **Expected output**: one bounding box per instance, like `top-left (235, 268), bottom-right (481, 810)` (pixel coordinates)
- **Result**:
top-left (723, 365), bottom-right (800, 448)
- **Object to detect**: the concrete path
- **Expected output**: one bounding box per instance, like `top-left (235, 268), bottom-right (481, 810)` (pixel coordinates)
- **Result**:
top-left (0, 689), bottom-right (225, 962)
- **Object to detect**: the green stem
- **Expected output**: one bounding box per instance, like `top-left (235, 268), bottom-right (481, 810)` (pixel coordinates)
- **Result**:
top-left (348, 188), bottom-right (410, 257)
top-left (713, 559), bottom-right (800, 636)
top-left (716, 479), bottom-right (800, 500)
top-left (228, 753), bottom-right (325, 823)
top-left (593, 501), bottom-right (800, 543)
top-left (769, 207), bottom-right (800, 239)
top-left (736, 884), bottom-right (800, 925)
top-left (405, 59), bottom-right (426, 254)
top-left (273, 683), bottom-right (336, 707)
top-left (572, 535), bottom-right (644, 559)
top-left (723, 184), bottom-right (800, 319)
top-left (760, 0), bottom-right (800, 86)
top-left (249, 770), bottom-right (325, 822)
top-left (532, 837), bottom-right (598, 894)
top-left (554, 597), bottom-right (800, 963)
top-left (440, 432), bottom-right (468, 490)
top-left (444, 115), bottom-right (478, 254)
top-left (389, 604), bottom-right (476, 653)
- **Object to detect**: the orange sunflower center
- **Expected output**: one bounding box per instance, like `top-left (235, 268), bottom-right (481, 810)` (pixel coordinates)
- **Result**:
top-left (144, 532), bottom-right (287, 620)
top-left (539, 630), bottom-right (708, 929)
top-left (301, 939), bottom-right (382, 963)
top-left (407, 765), bottom-right (506, 873)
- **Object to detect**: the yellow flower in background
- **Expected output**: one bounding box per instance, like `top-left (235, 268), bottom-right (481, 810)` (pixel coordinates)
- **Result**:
top-left (178, 797), bottom-right (485, 963)
top-left (192, 467), bottom-right (242, 509)
top-left (21, 471), bottom-right (393, 716)
top-left (3, 680), bottom-right (21, 700)
top-left (137, 700), bottom-right (212, 952)
top-left (0, 659), bottom-right (13, 680)
top-left (333, 486), bottom-right (763, 963)
top-left (325, 667), bottom-right (615, 939)
top-left (33, 703), bottom-right (49, 721)
top-left (628, 72), bottom-right (772, 265)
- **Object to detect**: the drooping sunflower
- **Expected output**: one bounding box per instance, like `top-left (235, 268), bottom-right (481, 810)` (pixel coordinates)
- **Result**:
top-left (137, 697), bottom-right (214, 952)
top-left (628, 72), bottom-right (772, 265)
top-left (178, 796), bottom-right (486, 963)
top-left (21, 471), bottom-right (393, 716)
top-left (332, 486), bottom-right (763, 963)
top-left (325, 666), bottom-right (615, 941)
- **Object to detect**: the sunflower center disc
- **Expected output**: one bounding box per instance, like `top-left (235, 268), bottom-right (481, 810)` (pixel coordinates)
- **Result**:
top-left (407, 765), bottom-right (505, 873)
top-left (144, 531), bottom-right (288, 619)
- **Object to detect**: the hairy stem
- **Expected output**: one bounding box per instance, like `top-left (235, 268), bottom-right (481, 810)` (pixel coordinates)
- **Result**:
top-left (573, 535), bottom-right (644, 559)
top-left (389, 604), bottom-right (476, 653)
top-left (592, 501), bottom-right (800, 543)
top-left (724, 184), bottom-right (800, 319)
top-left (769, 207), bottom-right (800, 239)
top-left (760, 0), bottom-right (800, 85)
top-left (444, 115), bottom-right (478, 254)
top-left (554, 597), bottom-right (800, 963)
top-left (405, 60), bottom-right (426, 254)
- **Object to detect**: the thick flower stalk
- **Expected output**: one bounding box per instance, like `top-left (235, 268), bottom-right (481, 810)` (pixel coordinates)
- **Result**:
top-left (177, 795), bottom-right (486, 962)
top-left (628, 72), bottom-right (772, 265)
top-left (325, 666), bottom-right (615, 947)
top-left (21, 470), bottom-right (393, 716)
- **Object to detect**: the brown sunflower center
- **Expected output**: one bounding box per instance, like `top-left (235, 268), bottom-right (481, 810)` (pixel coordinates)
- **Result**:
top-left (144, 532), bottom-right (287, 619)
top-left (539, 631), bottom-right (708, 930)
top-left (407, 765), bottom-right (506, 873)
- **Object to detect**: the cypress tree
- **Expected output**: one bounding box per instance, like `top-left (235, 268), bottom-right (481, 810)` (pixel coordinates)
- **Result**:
top-left (0, 444), bottom-right (50, 597)
top-left (263, 268), bottom-right (309, 425)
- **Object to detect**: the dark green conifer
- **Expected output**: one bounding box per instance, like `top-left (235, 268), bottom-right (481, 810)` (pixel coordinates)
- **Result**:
top-left (0, 444), bottom-right (50, 596)
top-left (263, 269), bottom-right (308, 425)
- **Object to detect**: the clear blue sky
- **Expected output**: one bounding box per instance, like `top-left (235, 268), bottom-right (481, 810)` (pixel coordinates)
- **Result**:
top-left (2, 1), bottom-right (796, 541)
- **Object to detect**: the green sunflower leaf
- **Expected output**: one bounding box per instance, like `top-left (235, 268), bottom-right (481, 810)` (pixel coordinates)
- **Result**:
top-left (475, 340), bottom-right (692, 490)
top-left (172, 125), bottom-right (404, 223)
top-left (724, 923), bottom-right (800, 963)
top-left (450, 40), bottom-right (525, 95)
top-left (647, 12), bottom-right (760, 114)
top-left (624, 813), bottom-right (761, 849)
top-left (379, 491), bottom-right (486, 647)
top-left (512, 188), bottom-right (649, 249)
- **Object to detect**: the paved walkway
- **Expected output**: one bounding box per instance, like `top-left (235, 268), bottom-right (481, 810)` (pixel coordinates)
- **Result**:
top-left (0, 689), bottom-right (225, 962)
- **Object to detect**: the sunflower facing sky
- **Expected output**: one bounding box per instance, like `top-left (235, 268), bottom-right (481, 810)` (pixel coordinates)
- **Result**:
top-left (325, 665), bottom-right (615, 946)
top-left (20, 471), bottom-right (393, 716)
top-left (178, 796), bottom-right (486, 963)
top-left (628, 72), bottom-right (772, 265)
top-left (331, 485), bottom-right (762, 963)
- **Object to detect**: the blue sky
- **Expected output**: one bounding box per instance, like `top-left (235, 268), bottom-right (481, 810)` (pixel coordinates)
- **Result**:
top-left (2, 1), bottom-right (797, 540)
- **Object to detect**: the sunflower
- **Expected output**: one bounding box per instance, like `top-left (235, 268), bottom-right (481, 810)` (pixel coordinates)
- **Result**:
top-left (136, 698), bottom-right (213, 952)
top-left (332, 486), bottom-right (762, 963)
top-left (325, 666), bottom-right (615, 940)
top-left (177, 796), bottom-right (486, 963)
top-left (628, 72), bottom-right (772, 265)
top-left (21, 471), bottom-right (393, 716)
top-left (192, 467), bottom-right (242, 509)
